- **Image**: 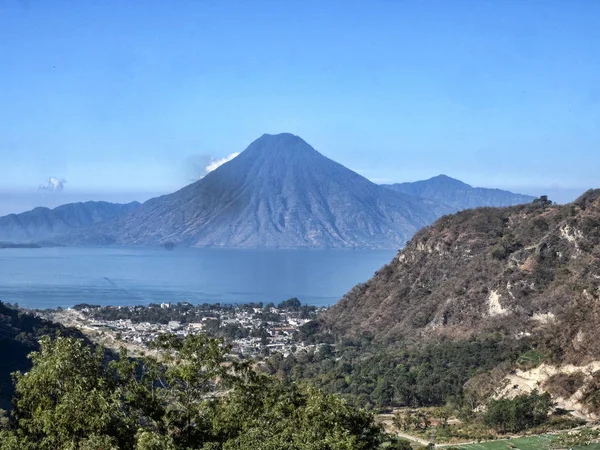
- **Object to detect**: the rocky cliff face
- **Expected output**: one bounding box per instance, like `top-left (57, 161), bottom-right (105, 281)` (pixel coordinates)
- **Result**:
top-left (0, 201), bottom-right (140, 243)
top-left (383, 174), bottom-right (535, 211)
top-left (67, 133), bottom-right (452, 249)
top-left (324, 190), bottom-right (600, 363)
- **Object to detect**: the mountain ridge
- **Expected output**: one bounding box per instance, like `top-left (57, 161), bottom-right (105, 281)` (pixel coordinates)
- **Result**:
top-left (383, 174), bottom-right (535, 211)
top-left (1, 134), bottom-right (539, 249)
top-left (0, 201), bottom-right (140, 243)
top-left (64, 133), bottom-right (453, 249)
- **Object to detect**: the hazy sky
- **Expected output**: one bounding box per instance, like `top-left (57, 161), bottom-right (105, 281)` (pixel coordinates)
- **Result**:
top-left (1, 0), bottom-right (598, 214)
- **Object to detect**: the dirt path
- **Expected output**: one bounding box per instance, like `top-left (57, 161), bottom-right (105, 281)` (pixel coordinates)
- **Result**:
top-left (377, 415), bottom-right (431, 446)
top-left (394, 431), bottom-right (430, 446)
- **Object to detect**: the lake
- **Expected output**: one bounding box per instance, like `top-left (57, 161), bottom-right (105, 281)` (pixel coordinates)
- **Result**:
top-left (0, 246), bottom-right (396, 309)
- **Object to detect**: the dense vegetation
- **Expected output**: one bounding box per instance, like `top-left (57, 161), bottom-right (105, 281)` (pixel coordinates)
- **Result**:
top-left (263, 336), bottom-right (529, 410)
top-left (0, 333), bottom-right (385, 449)
top-left (484, 390), bottom-right (552, 433)
top-left (0, 301), bottom-right (86, 411)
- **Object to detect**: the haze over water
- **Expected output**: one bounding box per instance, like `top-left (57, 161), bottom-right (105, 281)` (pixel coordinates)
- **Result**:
top-left (0, 247), bottom-right (395, 309)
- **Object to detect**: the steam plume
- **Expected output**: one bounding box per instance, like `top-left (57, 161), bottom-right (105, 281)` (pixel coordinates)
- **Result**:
top-left (205, 153), bottom-right (240, 174)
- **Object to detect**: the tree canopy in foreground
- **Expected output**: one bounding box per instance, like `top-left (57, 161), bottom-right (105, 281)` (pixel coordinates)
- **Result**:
top-left (0, 334), bottom-right (384, 450)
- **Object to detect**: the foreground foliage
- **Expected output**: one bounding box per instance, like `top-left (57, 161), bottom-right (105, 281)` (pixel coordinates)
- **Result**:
top-left (0, 301), bottom-right (87, 410)
top-left (0, 335), bottom-right (384, 449)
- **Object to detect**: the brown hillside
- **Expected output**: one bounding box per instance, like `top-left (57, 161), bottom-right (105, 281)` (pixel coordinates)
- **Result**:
top-left (324, 190), bottom-right (600, 363)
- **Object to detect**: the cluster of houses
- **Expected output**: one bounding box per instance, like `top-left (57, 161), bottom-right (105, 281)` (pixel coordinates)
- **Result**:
top-left (72, 303), bottom-right (324, 358)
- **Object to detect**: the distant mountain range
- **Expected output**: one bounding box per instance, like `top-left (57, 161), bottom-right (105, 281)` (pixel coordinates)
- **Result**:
top-left (0, 134), bottom-right (538, 249)
top-left (0, 201), bottom-right (140, 244)
top-left (65, 133), bottom-right (452, 249)
top-left (382, 174), bottom-right (534, 211)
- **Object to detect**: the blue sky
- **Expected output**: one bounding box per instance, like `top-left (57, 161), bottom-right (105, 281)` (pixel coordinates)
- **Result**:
top-left (0, 0), bottom-right (598, 214)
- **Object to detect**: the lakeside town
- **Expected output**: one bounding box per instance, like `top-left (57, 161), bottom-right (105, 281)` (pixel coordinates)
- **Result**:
top-left (35, 298), bottom-right (326, 359)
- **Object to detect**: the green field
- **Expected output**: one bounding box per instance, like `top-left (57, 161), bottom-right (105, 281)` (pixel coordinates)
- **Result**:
top-left (439, 434), bottom-right (600, 450)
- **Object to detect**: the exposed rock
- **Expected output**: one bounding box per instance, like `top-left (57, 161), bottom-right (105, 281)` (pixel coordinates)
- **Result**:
top-left (497, 361), bottom-right (600, 420)
top-left (488, 290), bottom-right (507, 317)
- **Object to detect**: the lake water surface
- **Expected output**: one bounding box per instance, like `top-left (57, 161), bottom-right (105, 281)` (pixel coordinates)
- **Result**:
top-left (0, 246), bottom-right (396, 309)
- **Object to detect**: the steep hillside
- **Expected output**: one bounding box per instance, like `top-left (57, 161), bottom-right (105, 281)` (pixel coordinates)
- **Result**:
top-left (324, 191), bottom-right (600, 363)
top-left (67, 133), bottom-right (452, 249)
top-left (383, 174), bottom-right (535, 210)
top-left (0, 201), bottom-right (140, 243)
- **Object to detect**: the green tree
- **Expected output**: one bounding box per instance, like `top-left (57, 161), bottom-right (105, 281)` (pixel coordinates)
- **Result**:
top-left (532, 195), bottom-right (553, 206)
top-left (277, 297), bottom-right (302, 311)
top-left (0, 409), bottom-right (8, 429)
top-left (213, 376), bottom-right (383, 450)
top-left (135, 431), bottom-right (177, 450)
top-left (2, 334), bottom-right (386, 450)
top-left (9, 336), bottom-right (138, 449)
top-left (388, 437), bottom-right (413, 450)
top-left (484, 390), bottom-right (552, 433)
top-left (148, 333), bottom-right (235, 448)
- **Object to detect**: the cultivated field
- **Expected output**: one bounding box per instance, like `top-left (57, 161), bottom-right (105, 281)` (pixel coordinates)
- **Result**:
top-left (439, 433), bottom-right (600, 450)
